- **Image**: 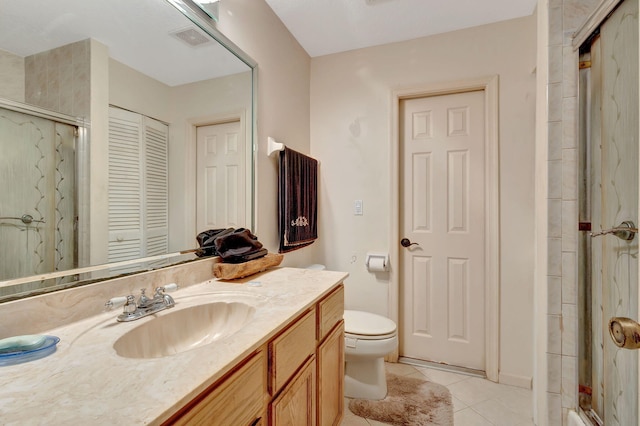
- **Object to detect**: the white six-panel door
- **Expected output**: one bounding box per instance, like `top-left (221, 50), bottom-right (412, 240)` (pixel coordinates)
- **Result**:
top-left (400, 90), bottom-right (486, 370)
top-left (196, 120), bottom-right (245, 232)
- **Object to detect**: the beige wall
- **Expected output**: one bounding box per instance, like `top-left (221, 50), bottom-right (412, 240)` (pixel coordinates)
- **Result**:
top-left (216, 0), bottom-right (317, 267)
top-left (310, 16), bottom-right (537, 384)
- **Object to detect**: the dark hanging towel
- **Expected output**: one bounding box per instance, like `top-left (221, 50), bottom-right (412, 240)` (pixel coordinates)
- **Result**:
top-left (278, 147), bottom-right (318, 253)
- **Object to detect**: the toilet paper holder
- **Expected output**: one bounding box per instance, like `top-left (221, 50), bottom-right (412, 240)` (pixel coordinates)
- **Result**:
top-left (366, 252), bottom-right (389, 272)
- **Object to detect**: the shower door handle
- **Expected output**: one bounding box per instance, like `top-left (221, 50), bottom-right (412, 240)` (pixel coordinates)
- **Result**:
top-left (0, 214), bottom-right (45, 224)
top-left (590, 221), bottom-right (638, 241)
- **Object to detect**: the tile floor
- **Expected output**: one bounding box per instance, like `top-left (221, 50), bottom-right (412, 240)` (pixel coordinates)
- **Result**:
top-left (341, 362), bottom-right (534, 426)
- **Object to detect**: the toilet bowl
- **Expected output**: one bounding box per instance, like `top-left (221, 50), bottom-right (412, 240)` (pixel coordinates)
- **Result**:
top-left (303, 265), bottom-right (398, 399)
top-left (343, 309), bottom-right (398, 400)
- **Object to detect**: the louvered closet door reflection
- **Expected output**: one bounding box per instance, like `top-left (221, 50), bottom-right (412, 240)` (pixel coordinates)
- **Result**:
top-left (108, 107), bottom-right (168, 266)
top-left (144, 117), bottom-right (168, 258)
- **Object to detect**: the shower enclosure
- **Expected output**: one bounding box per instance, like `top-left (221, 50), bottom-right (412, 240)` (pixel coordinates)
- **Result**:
top-left (0, 101), bottom-right (80, 296)
top-left (577, 0), bottom-right (639, 424)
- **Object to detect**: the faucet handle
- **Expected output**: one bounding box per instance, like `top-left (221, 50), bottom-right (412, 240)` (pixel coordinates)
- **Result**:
top-left (153, 283), bottom-right (178, 308)
top-left (105, 296), bottom-right (128, 310)
top-left (154, 283), bottom-right (178, 296)
top-left (162, 283), bottom-right (179, 292)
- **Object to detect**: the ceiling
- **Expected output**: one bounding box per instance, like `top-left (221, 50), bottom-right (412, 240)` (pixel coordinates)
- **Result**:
top-left (0, 0), bottom-right (249, 86)
top-left (264, 0), bottom-right (538, 57)
top-left (0, 0), bottom-right (537, 86)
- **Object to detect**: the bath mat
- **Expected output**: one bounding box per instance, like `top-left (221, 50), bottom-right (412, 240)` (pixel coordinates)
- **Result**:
top-left (348, 372), bottom-right (453, 426)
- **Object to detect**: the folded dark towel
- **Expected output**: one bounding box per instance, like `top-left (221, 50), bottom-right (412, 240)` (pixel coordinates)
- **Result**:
top-left (214, 228), bottom-right (267, 263)
top-left (278, 147), bottom-right (318, 253)
top-left (195, 228), bottom-right (234, 257)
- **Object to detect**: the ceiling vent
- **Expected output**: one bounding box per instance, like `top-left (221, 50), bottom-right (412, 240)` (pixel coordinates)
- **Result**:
top-left (169, 27), bottom-right (212, 48)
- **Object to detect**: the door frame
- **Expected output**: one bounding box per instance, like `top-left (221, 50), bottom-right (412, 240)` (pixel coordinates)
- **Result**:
top-left (389, 75), bottom-right (500, 382)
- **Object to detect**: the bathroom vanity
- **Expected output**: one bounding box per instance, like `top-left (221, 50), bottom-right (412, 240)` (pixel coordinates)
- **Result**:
top-left (166, 280), bottom-right (345, 425)
top-left (0, 267), bottom-right (346, 425)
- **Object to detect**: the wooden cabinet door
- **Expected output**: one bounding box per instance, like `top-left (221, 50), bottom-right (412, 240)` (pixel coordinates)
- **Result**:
top-left (172, 351), bottom-right (266, 426)
top-left (270, 357), bottom-right (316, 426)
top-left (317, 322), bottom-right (344, 426)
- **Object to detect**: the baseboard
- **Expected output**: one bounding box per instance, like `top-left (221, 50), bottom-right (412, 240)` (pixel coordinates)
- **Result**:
top-left (384, 349), bottom-right (399, 363)
top-left (498, 372), bottom-right (532, 389)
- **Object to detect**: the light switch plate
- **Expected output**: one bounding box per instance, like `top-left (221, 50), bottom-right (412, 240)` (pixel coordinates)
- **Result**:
top-left (354, 200), bottom-right (363, 215)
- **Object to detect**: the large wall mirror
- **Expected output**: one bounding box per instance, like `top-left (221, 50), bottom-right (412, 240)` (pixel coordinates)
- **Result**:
top-left (0, 0), bottom-right (256, 302)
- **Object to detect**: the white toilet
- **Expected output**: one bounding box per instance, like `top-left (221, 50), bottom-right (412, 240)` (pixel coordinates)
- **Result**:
top-left (304, 264), bottom-right (398, 400)
top-left (343, 309), bottom-right (398, 400)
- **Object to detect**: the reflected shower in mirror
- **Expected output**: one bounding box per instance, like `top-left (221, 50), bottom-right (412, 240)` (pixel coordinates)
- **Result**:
top-left (0, 0), bottom-right (255, 301)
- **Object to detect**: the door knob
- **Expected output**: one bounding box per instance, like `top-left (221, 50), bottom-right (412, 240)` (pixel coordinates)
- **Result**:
top-left (400, 238), bottom-right (419, 248)
top-left (609, 317), bottom-right (640, 349)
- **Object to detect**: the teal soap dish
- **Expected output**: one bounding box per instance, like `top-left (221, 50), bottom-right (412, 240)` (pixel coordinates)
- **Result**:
top-left (0, 335), bottom-right (60, 366)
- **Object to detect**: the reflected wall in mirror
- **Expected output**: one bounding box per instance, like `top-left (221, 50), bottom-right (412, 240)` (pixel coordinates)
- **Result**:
top-left (0, 0), bottom-right (256, 301)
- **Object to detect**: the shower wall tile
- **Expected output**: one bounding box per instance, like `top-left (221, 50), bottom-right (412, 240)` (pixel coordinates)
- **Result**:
top-left (562, 96), bottom-right (577, 148)
top-left (562, 303), bottom-right (577, 357)
top-left (26, 39), bottom-right (90, 117)
top-left (0, 49), bottom-right (25, 102)
top-left (548, 392), bottom-right (563, 425)
top-left (548, 315), bottom-right (562, 355)
top-left (549, 160), bottom-right (563, 199)
top-left (549, 83), bottom-right (563, 121)
top-left (549, 238), bottom-right (563, 276)
top-left (563, 47), bottom-right (578, 98)
top-left (548, 276), bottom-right (562, 315)
top-left (549, 121), bottom-right (563, 161)
top-left (549, 199), bottom-right (562, 238)
top-left (561, 355), bottom-right (577, 408)
top-left (545, 0), bottom-right (601, 418)
top-left (548, 353), bottom-right (563, 392)
top-left (564, 0), bottom-right (602, 31)
top-left (562, 148), bottom-right (577, 200)
top-left (561, 200), bottom-right (577, 252)
top-left (550, 7), bottom-right (564, 46)
top-left (561, 252), bottom-right (577, 305)
top-left (549, 45), bottom-right (564, 84)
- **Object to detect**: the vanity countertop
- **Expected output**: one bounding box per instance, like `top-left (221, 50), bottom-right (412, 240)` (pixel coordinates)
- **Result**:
top-left (0, 267), bottom-right (348, 425)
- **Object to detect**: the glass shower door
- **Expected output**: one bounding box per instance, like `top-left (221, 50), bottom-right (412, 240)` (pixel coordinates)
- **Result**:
top-left (0, 106), bottom-right (76, 288)
top-left (580, 0), bottom-right (639, 423)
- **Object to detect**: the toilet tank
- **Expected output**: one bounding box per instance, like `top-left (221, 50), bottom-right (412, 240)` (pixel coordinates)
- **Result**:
top-left (306, 264), bottom-right (326, 270)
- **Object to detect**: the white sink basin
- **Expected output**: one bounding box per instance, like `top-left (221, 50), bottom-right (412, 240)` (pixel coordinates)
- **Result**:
top-left (113, 301), bottom-right (255, 359)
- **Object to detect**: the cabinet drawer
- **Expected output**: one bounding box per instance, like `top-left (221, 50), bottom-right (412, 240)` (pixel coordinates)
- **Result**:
top-left (173, 351), bottom-right (266, 426)
top-left (317, 285), bottom-right (344, 341)
top-left (270, 309), bottom-right (316, 394)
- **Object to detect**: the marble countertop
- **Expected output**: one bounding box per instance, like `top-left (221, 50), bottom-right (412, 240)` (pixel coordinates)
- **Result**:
top-left (0, 267), bottom-right (348, 425)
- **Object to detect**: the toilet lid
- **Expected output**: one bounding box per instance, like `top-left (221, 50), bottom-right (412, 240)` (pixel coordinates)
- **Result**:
top-left (344, 310), bottom-right (397, 337)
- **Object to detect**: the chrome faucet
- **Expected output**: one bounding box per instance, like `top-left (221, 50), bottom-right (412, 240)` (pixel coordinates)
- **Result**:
top-left (105, 283), bottom-right (178, 322)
